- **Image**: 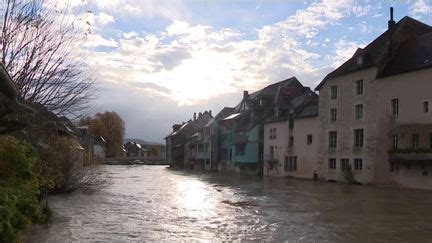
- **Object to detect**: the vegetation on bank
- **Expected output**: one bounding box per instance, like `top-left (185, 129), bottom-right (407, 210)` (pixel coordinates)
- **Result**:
top-left (0, 136), bottom-right (51, 242)
top-left (79, 111), bottom-right (126, 157)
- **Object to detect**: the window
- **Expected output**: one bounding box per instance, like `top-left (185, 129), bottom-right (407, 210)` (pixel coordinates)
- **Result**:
top-left (423, 101), bottom-right (429, 113)
top-left (307, 134), bottom-right (313, 145)
top-left (274, 107), bottom-right (279, 117)
top-left (289, 136), bottom-right (294, 147)
top-left (391, 98), bottom-right (399, 116)
top-left (412, 133), bottom-right (419, 149)
top-left (330, 108), bottom-right (337, 122)
top-left (354, 129), bottom-right (364, 147)
top-left (354, 158), bottom-right (363, 170)
top-left (430, 133), bottom-right (432, 149)
top-left (355, 104), bottom-right (363, 120)
top-left (356, 80), bottom-right (363, 95)
top-left (392, 134), bottom-right (399, 149)
top-left (235, 144), bottom-right (245, 155)
top-left (331, 85), bottom-right (338, 99)
top-left (284, 156), bottom-right (297, 171)
top-left (329, 131), bottom-right (337, 148)
top-left (328, 158), bottom-right (336, 169)
top-left (340, 159), bottom-right (349, 171)
top-left (356, 56), bottom-right (363, 66)
top-left (269, 146), bottom-right (275, 160)
top-left (289, 113), bottom-right (294, 129)
top-left (269, 128), bottom-right (277, 139)
top-left (198, 144), bottom-right (204, 152)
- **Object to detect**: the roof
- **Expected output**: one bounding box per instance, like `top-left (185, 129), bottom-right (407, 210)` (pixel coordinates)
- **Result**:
top-left (315, 16), bottom-right (432, 90)
top-left (0, 62), bottom-right (18, 100)
top-left (123, 138), bottom-right (164, 146)
top-left (165, 111), bottom-right (213, 139)
top-left (378, 31), bottom-right (432, 77)
top-left (224, 77), bottom-right (317, 132)
top-left (264, 86), bottom-right (318, 124)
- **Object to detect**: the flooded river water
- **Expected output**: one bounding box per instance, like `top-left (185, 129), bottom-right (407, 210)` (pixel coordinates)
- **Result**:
top-left (28, 165), bottom-right (432, 242)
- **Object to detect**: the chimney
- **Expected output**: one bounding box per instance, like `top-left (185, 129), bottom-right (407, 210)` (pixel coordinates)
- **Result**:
top-left (388, 7), bottom-right (396, 30)
top-left (209, 110), bottom-right (212, 116)
top-left (243, 90), bottom-right (249, 100)
top-left (193, 112), bottom-right (196, 121)
top-left (172, 124), bottom-right (181, 132)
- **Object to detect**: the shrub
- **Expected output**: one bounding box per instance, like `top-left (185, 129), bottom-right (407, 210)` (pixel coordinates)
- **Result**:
top-left (342, 163), bottom-right (355, 184)
top-left (0, 136), bottom-right (49, 242)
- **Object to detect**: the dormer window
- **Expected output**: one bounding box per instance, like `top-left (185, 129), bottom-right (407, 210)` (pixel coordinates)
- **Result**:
top-left (274, 107), bottom-right (279, 118)
top-left (356, 56), bottom-right (364, 66)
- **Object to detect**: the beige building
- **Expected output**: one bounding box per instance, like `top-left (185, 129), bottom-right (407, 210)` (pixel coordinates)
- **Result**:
top-left (263, 81), bottom-right (319, 179)
top-left (315, 12), bottom-right (432, 188)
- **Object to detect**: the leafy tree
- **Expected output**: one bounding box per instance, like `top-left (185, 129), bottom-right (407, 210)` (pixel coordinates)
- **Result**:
top-left (80, 111), bottom-right (125, 157)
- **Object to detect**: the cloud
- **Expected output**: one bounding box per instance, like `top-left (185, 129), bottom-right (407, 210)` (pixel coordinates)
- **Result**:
top-left (81, 0), bottom-right (364, 107)
top-left (258, 0), bottom-right (354, 39)
top-left (92, 0), bottom-right (190, 21)
top-left (83, 34), bottom-right (118, 48)
top-left (330, 38), bottom-right (365, 68)
top-left (409, 0), bottom-right (432, 16)
top-left (96, 12), bottom-right (115, 25)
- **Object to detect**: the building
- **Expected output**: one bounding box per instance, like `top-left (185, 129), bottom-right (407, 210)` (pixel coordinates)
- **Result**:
top-left (219, 77), bottom-right (305, 175)
top-left (202, 107), bottom-right (235, 171)
top-left (124, 138), bottom-right (165, 163)
top-left (315, 9), bottom-right (432, 188)
top-left (184, 111), bottom-right (213, 169)
top-left (124, 141), bottom-right (148, 160)
top-left (165, 111), bottom-right (213, 169)
top-left (77, 126), bottom-right (106, 164)
top-left (263, 83), bottom-right (319, 179)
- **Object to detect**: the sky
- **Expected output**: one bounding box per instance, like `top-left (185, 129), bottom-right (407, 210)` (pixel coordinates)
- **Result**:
top-left (52, 0), bottom-right (432, 142)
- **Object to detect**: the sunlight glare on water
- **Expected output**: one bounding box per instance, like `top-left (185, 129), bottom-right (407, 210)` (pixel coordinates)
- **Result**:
top-left (26, 165), bottom-right (432, 242)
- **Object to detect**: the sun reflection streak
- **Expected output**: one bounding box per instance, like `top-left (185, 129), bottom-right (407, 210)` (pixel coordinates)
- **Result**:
top-left (176, 179), bottom-right (217, 218)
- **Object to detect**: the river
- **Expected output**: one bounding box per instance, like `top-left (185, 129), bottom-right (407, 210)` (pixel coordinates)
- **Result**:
top-left (27, 165), bottom-right (432, 242)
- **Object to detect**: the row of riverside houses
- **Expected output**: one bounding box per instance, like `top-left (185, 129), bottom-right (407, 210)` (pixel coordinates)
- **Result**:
top-left (165, 10), bottom-right (432, 190)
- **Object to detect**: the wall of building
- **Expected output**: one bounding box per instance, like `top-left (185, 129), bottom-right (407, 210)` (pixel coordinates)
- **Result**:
top-left (263, 120), bottom-right (288, 177)
top-left (317, 68), bottom-right (378, 184)
top-left (376, 68), bottom-right (432, 187)
top-left (263, 116), bottom-right (319, 179)
top-left (232, 125), bottom-right (260, 164)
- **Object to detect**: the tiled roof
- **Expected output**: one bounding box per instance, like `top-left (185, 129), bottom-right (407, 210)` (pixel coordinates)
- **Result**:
top-left (315, 16), bottom-right (432, 90)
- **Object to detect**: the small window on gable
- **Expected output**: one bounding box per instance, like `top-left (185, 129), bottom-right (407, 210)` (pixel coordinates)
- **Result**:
top-left (423, 101), bottom-right (429, 113)
top-left (356, 56), bottom-right (363, 66)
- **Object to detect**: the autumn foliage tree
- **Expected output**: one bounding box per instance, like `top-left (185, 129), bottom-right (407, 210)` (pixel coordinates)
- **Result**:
top-left (80, 112), bottom-right (125, 157)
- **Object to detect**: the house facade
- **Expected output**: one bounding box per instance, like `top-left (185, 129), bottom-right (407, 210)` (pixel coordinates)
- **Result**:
top-left (263, 85), bottom-right (319, 179)
top-left (165, 111), bottom-right (213, 169)
top-left (315, 13), bottom-right (432, 188)
top-left (219, 77), bottom-right (308, 175)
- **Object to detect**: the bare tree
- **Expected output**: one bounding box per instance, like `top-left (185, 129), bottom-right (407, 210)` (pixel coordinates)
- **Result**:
top-left (1, 0), bottom-right (97, 119)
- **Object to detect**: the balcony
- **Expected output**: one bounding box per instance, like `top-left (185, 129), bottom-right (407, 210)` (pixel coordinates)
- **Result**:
top-left (264, 154), bottom-right (278, 163)
top-left (196, 151), bottom-right (211, 159)
top-left (389, 149), bottom-right (432, 163)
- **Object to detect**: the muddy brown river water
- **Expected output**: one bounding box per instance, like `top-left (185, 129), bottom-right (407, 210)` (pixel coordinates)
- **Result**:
top-left (27, 165), bottom-right (432, 242)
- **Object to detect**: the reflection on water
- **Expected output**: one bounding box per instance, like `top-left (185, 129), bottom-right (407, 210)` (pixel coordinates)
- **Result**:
top-left (27, 165), bottom-right (432, 242)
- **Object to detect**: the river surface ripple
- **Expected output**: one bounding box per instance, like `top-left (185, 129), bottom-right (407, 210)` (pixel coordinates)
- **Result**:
top-left (27, 165), bottom-right (432, 242)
